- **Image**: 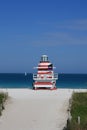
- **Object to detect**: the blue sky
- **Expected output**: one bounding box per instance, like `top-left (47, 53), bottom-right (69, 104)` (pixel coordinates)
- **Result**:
top-left (0, 0), bottom-right (87, 73)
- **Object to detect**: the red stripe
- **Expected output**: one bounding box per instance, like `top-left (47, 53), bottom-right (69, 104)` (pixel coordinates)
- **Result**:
top-left (34, 82), bottom-right (53, 85)
top-left (38, 65), bottom-right (48, 67)
top-left (38, 68), bottom-right (49, 70)
top-left (38, 72), bottom-right (52, 74)
top-left (47, 76), bottom-right (52, 78)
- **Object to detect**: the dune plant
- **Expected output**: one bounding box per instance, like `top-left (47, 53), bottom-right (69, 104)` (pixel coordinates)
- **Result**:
top-left (63, 92), bottom-right (87, 130)
top-left (0, 92), bottom-right (8, 116)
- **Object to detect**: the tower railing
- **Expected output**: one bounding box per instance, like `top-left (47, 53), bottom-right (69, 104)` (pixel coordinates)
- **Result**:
top-left (33, 73), bottom-right (58, 80)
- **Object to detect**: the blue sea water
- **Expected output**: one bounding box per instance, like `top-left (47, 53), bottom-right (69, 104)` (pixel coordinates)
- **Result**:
top-left (0, 73), bottom-right (87, 89)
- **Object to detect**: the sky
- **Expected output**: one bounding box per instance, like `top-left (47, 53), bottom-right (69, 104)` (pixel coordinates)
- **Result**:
top-left (0, 0), bottom-right (87, 73)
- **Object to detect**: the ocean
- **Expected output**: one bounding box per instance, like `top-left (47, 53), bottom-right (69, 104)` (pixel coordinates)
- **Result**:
top-left (0, 73), bottom-right (87, 89)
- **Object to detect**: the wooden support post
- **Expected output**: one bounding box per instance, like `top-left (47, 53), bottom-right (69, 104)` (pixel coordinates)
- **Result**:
top-left (78, 116), bottom-right (80, 125)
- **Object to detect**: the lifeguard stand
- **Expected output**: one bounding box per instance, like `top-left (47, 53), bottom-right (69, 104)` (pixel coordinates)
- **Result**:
top-left (33, 55), bottom-right (58, 90)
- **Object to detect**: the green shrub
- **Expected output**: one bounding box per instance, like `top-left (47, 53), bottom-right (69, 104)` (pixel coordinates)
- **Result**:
top-left (63, 92), bottom-right (87, 130)
top-left (0, 92), bottom-right (8, 116)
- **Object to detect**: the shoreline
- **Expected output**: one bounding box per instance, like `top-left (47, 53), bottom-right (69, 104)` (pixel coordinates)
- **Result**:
top-left (0, 88), bottom-right (87, 130)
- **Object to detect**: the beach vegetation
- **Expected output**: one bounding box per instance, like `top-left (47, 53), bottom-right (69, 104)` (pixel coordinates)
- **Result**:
top-left (0, 92), bottom-right (8, 116)
top-left (63, 92), bottom-right (87, 130)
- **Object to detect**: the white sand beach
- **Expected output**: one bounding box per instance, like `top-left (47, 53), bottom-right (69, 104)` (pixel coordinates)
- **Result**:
top-left (0, 88), bottom-right (87, 130)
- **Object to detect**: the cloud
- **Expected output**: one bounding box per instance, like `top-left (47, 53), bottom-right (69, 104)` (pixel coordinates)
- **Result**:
top-left (32, 31), bottom-right (87, 46)
top-left (35, 19), bottom-right (87, 45)
top-left (57, 19), bottom-right (87, 30)
top-left (38, 19), bottom-right (87, 30)
top-left (49, 33), bottom-right (87, 45)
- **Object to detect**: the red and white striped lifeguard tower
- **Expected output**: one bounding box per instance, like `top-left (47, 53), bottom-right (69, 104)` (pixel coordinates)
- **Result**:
top-left (33, 55), bottom-right (58, 90)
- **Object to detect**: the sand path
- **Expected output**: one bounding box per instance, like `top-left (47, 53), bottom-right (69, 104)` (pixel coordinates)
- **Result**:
top-left (0, 89), bottom-right (73, 130)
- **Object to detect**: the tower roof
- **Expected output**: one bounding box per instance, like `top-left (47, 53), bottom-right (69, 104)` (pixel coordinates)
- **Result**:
top-left (41, 55), bottom-right (49, 62)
